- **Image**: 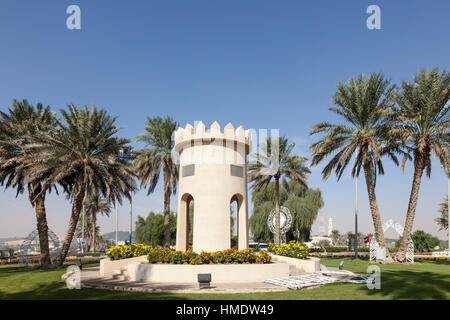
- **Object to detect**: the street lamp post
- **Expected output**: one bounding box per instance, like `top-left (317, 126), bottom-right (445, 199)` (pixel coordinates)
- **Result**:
top-left (116, 148), bottom-right (123, 247)
top-left (115, 204), bottom-right (118, 246)
top-left (81, 205), bottom-right (85, 253)
top-left (129, 197), bottom-right (133, 244)
top-left (441, 164), bottom-right (449, 257)
top-left (355, 171), bottom-right (358, 259)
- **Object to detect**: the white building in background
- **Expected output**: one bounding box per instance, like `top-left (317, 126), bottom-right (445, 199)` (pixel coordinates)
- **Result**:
top-left (328, 217), bottom-right (333, 237)
top-left (306, 214), bottom-right (334, 248)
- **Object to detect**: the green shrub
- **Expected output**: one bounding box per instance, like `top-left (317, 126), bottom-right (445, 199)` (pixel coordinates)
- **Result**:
top-left (309, 246), bottom-right (371, 253)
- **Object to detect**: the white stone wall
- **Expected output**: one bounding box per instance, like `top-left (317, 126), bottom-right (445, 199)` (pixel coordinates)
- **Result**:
top-left (268, 254), bottom-right (320, 273)
top-left (127, 262), bottom-right (289, 283)
top-left (99, 256), bottom-right (148, 276)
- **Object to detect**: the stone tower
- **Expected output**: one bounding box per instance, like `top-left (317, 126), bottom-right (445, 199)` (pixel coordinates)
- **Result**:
top-left (174, 121), bottom-right (252, 252)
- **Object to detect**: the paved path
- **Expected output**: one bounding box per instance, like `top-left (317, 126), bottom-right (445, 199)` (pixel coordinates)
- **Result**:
top-left (76, 265), bottom-right (352, 294)
top-left (79, 267), bottom-right (289, 294)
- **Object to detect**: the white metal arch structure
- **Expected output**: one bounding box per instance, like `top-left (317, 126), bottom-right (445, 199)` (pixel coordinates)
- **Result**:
top-left (383, 219), bottom-right (405, 236)
top-left (19, 228), bottom-right (60, 265)
top-left (369, 219), bottom-right (414, 263)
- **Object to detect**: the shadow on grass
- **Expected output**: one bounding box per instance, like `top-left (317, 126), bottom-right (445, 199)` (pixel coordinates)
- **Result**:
top-left (0, 266), bottom-right (28, 274)
top-left (0, 266), bottom-right (194, 300)
top-left (419, 259), bottom-right (450, 265)
top-left (2, 261), bottom-right (449, 300)
top-left (0, 282), bottom-right (192, 300)
top-left (358, 269), bottom-right (449, 300)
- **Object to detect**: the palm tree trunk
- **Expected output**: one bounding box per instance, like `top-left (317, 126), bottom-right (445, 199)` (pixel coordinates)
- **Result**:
top-left (396, 151), bottom-right (426, 262)
top-left (33, 187), bottom-right (51, 268)
top-left (91, 210), bottom-right (96, 253)
top-left (163, 165), bottom-right (171, 247)
top-left (362, 145), bottom-right (393, 262)
top-left (56, 183), bottom-right (86, 267)
top-left (274, 176), bottom-right (281, 245)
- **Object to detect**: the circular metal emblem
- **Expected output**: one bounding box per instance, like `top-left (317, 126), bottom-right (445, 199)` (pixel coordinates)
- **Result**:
top-left (267, 206), bottom-right (293, 235)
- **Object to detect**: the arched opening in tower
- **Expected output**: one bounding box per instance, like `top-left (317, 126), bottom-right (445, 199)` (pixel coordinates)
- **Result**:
top-left (188, 199), bottom-right (194, 247)
top-left (230, 199), bottom-right (238, 249)
top-left (180, 193), bottom-right (194, 251)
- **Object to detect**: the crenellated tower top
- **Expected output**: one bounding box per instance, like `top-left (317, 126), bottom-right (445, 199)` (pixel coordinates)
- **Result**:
top-left (174, 121), bottom-right (252, 154)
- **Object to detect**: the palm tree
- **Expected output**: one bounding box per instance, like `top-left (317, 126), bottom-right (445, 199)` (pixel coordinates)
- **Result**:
top-left (248, 136), bottom-right (310, 245)
top-left (83, 192), bottom-right (111, 252)
top-left (392, 68), bottom-right (450, 261)
top-left (133, 116), bottom-right (178, 247)
top-left (22, 105), bottom-right (136, 266)
top-left (435, 195), bottom-right (448, 231)
top-left (0, 99), bottom-right (56, 268)
top-left (309, 73), bottom-right (399, 262)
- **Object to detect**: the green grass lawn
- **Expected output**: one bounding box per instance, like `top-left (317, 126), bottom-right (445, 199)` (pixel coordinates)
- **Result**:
top-left (0, 258), bottom-right (449, 300)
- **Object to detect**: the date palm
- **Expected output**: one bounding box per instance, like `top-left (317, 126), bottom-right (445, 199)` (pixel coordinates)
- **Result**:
top-left (133, 116), bottom-right (178, 247)
top-left (23, 105), bottom-right (136, 266)
top-left (248, 136), bottom-right (310, 245)
top-left (83, 192), bottom-right (111, 252)
top-left (392, 68), bottom-right (450, 261)
top-left (309, 73), bottom-right (399, 262)
top-left (0, 99), bottom-right (56, 268)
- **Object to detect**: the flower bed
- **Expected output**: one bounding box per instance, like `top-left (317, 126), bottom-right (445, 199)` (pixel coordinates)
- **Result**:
top-left (105, 243), bottom-right (271, 264)
top-left (105, 244), bottom-right (271, 264)
top-left (147, 247), bottom-right (271, 264)
top-left (1, 259), bottom-right (21, 265)
top-left (0, 256), bottom-right (93, 265)
top-left (309, 246), bottom-right (371, 253)
top-left (268, 241), bottom-right (309, 259)
top-left (106, 243), bottom-right (152, 260)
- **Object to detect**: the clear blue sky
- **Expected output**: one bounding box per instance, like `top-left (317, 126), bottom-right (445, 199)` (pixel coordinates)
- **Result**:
top-left (0, 1), bottom-right (449, 240)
